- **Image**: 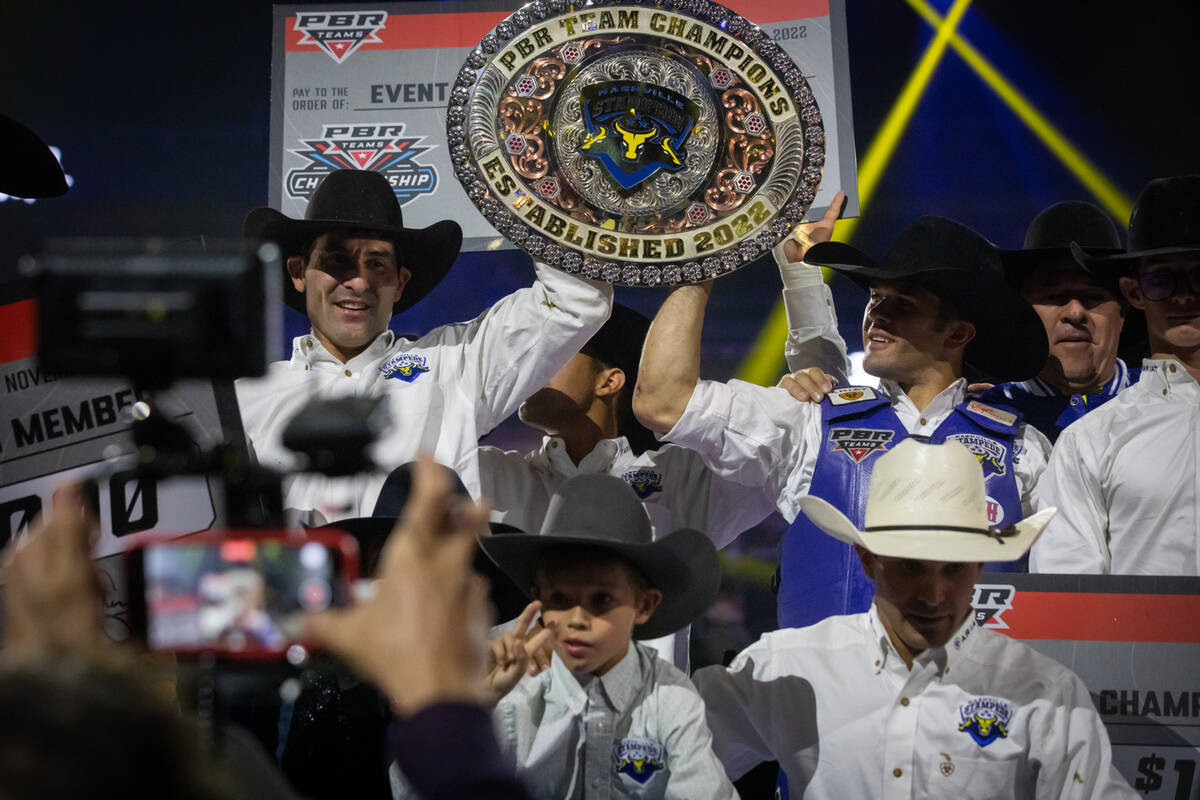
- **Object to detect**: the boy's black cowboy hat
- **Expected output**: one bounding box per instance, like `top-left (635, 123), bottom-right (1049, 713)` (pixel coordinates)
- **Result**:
top-left (804, 215), bottom-right (1049, 381)
top-left (999, 201), bottom-right (1123, 287)
top-left (479, 474), bottom-right (720, 640)
top-left (1070, 175), bottom-right (1200, 279)
top-left (243, 169), bottom-right (462, 315)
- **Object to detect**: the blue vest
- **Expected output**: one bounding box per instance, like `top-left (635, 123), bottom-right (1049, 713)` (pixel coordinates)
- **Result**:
top-left (777, 387), bottom-right (1026, 629)
top-left (980, 360), bottom-right (1140, 443)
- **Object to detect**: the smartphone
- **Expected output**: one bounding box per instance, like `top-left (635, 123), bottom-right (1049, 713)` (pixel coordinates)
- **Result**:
top-left (125, 530), bottom-right (358, 657)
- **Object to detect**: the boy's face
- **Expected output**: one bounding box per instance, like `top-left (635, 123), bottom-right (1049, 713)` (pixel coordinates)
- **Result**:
top-left (534, 558), bottom-right (662, 676)
top-left (860, 281), bottom-right (973, 382)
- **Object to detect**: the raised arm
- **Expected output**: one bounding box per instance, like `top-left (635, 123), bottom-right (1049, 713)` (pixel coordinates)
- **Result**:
top-left (775, 191), bottom-right (851, 382)
top-left (633, 281), bottom-right (713, 435)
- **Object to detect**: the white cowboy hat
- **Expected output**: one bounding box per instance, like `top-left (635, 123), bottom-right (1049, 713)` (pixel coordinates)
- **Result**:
top-left (797, 438), bottom-right (1055, 562)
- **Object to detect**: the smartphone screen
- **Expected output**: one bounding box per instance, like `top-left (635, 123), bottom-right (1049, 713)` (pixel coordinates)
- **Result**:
top-left (141, 537), bottom-right (350, 654)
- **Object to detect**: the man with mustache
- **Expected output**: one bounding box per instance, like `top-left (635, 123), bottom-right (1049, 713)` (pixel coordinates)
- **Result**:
top-left (634, 216), bottom-right (1052, 628)
top-left (236, 169), bottom-right (612, 525)
top-left (1032, 176), bottom-right (1200, 574)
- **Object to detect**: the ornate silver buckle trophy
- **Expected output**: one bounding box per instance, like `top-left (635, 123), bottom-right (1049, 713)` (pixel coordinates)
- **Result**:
top-left (449, 0), bottom-right (824, 285)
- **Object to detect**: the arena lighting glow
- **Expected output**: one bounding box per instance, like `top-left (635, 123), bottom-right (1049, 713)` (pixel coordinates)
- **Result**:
top-left (904, 0), bottom-right (1133, 222)
top-left (735, 0), bottom-right (974, 386)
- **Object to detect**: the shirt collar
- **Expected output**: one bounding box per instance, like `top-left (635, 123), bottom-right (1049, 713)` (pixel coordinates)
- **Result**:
top-left (879, 377), bottom-right (967, 415)
top-left (866, 603), bottom-right (980, 677)
top-left (1015, 358), bottom-right (1131, 398)
top-left (537, 436), bottom-right (630, 475)
top-left (1140, 357), bottom-right (1200, 398)
top-left (545, 642), bottom-right (641, 714)
top-left (290, 329), bottom-right (395, 370)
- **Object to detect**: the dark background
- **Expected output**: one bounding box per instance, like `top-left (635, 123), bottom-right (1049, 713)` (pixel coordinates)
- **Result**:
top-left (3, 0), bottom-right (1198, 661)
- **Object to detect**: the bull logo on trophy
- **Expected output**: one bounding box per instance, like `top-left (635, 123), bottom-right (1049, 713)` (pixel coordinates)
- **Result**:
top-left (578, 82), bottom-right (700, 190)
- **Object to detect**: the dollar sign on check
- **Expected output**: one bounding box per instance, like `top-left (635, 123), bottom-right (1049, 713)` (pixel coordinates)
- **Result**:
top-left (1135, 752), bottom-right (1165, 793)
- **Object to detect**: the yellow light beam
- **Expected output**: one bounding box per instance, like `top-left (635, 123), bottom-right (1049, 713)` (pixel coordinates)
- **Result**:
top-left (735, 0), bottom-right (974, 386)
top-left (905, 0), bottom-right (1133, 222)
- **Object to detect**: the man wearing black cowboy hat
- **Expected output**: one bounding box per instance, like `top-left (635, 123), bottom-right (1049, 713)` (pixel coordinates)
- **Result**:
top-left (1032, 175), bottom-right (1200, 575)
top-left (478, 305), bottom-right (775, 668)
top-left (968, 201), bottom-right (1137, 442)
top-left (634, 216), bottom-right (1052, 629)
top-left (236, 169), bottom-right (612, 525)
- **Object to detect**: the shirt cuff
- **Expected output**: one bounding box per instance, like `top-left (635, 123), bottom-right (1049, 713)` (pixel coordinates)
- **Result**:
top-left (661, 379), bottom-right (727, 453)
top-left (773, 243), bottom-right (826, 290)
top-left (389, 702), bottom-right (520, 798)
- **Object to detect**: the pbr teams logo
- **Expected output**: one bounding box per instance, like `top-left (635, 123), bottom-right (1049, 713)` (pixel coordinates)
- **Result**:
top-left (379, 353), bottom-right (429, 383)
top-left (613, 738), bottom-right (665, 785)
top-left (286, 124), bottom-right (438, 205)
top-left (293, 11), bottom-right (387, 64)
top-left (971, 584), bottom-right (1015, 629)
top-left (829, 428), bottom-right (895, 464)
top-left (947, 433), bottom-right (1007, 480)
top-left (621, 468), bottom-right (663, 499)
top-left (579, 82), bottom-right (701, 190)
top-left (957, 696), bottom-right (1014, 747)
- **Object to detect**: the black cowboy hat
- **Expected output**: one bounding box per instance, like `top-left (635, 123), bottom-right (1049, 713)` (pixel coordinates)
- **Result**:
top-left (1071, 175), bottom-right (1200, 275)
top-left (581, 305), bottom-right (658, 455)
top-left (0, 114), bottom-right (68, 199)
top-left (999, 201), bottom-right (1123, 287)
top-left (243, 169), bottom-right (462, 315)
top-left (311, 463), bottom-right (530, 621)
top-left (479, 474), bottom-right (720, 640)
top-left (804, 215), bottom-right (1049, 381)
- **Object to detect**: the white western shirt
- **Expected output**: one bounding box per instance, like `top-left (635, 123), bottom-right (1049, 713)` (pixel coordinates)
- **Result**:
top-left (478, 436), bottom-right (776, 668)
top-left (495, 642), bottom-right (736, 800)
top-left (235, 262), bottom-right (612, 525)
top-left (693, 608), bottom-right (1135, 798)
top-left (1031, 358), bottom-right (1200, 574)
top-left (665, 377), bottom-right (1049, 523)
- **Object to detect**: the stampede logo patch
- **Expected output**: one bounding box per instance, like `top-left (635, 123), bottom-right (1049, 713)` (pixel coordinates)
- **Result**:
top-left (829, 428), bottom-right (895, 464)
top-left (971, 584), bottom-right (1015, 630)
top-left (947, 434), bottom-right (1007, 480)
top-left (957, 697), bottom-right (1013, 747)
top-left (286, 123), bottom-right (438, 205)
top-left (379, 353), bottom-right (429, 383)
top-left (613, 738), bottom-right (665, 785)
top-left (578, 82), bottom-right (701, 190)
top-left (621, 469), bottom-right (663, 499)
top-left (294, 11), bottom-right (387, 64)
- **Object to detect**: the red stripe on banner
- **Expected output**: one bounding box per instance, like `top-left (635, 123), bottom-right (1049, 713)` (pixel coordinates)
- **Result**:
top-left (284, 1), bottom-right (831, 52)
top-left (998, 592), bottom-right (1200, 643)
top-left (0, 299), bottom-right (37, 364)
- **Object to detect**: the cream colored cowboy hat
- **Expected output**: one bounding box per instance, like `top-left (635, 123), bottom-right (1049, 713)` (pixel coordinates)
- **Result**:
top-left (797, 439), bottom-right (1055, 562)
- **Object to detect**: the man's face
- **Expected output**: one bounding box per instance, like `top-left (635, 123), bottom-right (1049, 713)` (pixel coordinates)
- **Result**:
top-left (534, 558), bottom-right (660, 676)
top-left (518, 353), bottom-right (605, 431)
top-left (859, 549), bottom-right (982, 654)
top-left (287, 231), bottom-right (412, 362)
top-left (1022, 260), bottom-right (1124, 392)
top-left (1120, 254), bottom-right (1200, 351)
top-left (860, 281), bottom-right (972, 382)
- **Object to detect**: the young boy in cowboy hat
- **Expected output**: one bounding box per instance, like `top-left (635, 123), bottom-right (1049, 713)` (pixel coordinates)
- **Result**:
top-left (1032, 175), bottom-right (1200, 575)
top-left (634, 216), bottom-right (1053, 629)
top-left (477, 305), bottom-right (775, 668)
top-left (472, 473), bottom-right (736, 800)
top-left (236, 169), bottom-right (612, 525)
top-left (692, 439), bottom-right (1136, 798)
